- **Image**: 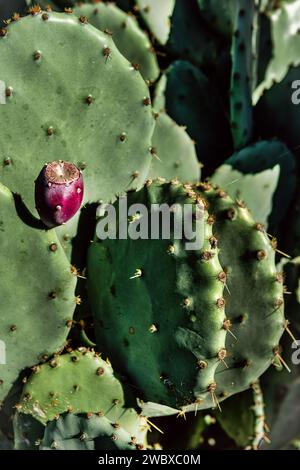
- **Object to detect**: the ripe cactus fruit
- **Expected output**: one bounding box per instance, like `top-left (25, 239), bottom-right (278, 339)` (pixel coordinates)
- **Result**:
top-left (16, 349), bottom-right (148, 449)
top-left (73, 1), bottom-right (159, 82)
top-left (88, 180), bottom-right (285, 415)
top-left (211, 140), bottom-right (296, 232)
top-left (0, 182), bottom-right (76, 402)
top-left (35, 161), bottom-right (84, 228)
top-left (154, 61), bottom-right (233, 173)
top-left (0, 11), bottom-right (154, 249)
top-left (148, 112), bottom-right (200, 182)
top-left (88, 180), bottom-right (227, 415)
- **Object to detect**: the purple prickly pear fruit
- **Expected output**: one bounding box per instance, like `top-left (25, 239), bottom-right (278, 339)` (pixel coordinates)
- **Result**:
top-left (35, 161), bottom-right (84, 228)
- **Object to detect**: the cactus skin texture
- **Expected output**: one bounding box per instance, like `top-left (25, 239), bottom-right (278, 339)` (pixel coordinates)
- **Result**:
top-left (136, 0), bottom-right (175, 45)
top-left (255, 65), bottom-right (300, 152)
top-left (211, 140), bottom-right (296, 233)
top-left (0, 183), bottom-right (76, 403)
top-left (87, 180), bottom-right (285, 415)
top-left (253, 0), bottom-right (300, 104)
top-left (137, 0), bottom-right (220, 67)
top-left (230, 0), bottom-right (257, 149)
top-left (88, 180), bottom-right (228, 415)
top-left (0, 11), bottom-right (154, 253)
top-left (38, 413), bottom-right (145, 450)
top-left (148, 112), bottom-right (200, 183)
top-left (193, 182), bottom-right (285, 402)
top-left (154, 61), bottom-right (233, 173)
top-left (73, 1), bottom-right (159, 83)
top-left (197, 0), bottom-right (238, 37)
top-left (35, 161), bottom-right (84, 228)
top-left (15, 349), bottom-right (147, 450)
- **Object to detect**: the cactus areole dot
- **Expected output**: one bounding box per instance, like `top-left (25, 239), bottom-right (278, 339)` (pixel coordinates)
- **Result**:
top-left (35, 161), bottom-right (84, 228)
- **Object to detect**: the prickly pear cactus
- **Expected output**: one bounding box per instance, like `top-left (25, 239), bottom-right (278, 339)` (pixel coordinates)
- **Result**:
top-left (254, 0), bottom-right (300, 103)
top-left (211, 140), bottom-right (296, 232)
top-left (15, 349), bottom-right (148, 449)
top-left (38, 413), bottom-right (146, 450)
top-left (72, 1), bottom-right (159, 82)
top-left (148, 112), bottom-right (200, 182)
top-left (230, 0), bottom-right (257, 149)
top-left (255, 65), bottom-right (300, 152)
top-left (194, 182), bottom-right (285, 401)
top-left (0, 0), bottom-right (298, 453)
top-left (154, 61), bottom-right (233, 173)
top-left (136, 0), bottom-right (175, 45)
top-left (88, 180), bottom-right (228, 415)
top-left (0, 9), bottom-right (154, 248)
top-left (0, 182), bottom-right (76, 402)
top-left (18, 350), bottom-right (126, 423)
top-left (197, 0), bottom-right (238, 37)
top-left (87, 180), bottom-right (285, 416)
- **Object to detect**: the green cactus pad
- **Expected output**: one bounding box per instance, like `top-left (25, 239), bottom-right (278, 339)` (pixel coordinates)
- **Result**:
top-left (39, 412), bottom-right (146, 450)
top-left (19, 349), bottom-right (131, 423)
top-left (88, 180), bottom-right (227, 414)
top-left (0, 182), bottom-right (76, 402)
top-left (136, 0), bottom-right (175, 45)
top-left (73, 1), bottom-right (159, 82)
top-left (230, 0), bottom-right (256, 149)
top-left (253, 0), bottom-right (300, 104)
top-left (211, 140), bottom-right (296, 232)
top-left (197, 0), bottom-right (238, 37)
top-left (16, 349), bottom-right (148, 449)
top-left (195, 182), bottom-right (285, 401)
top-left (167, 0), bottom-right (220, 68)
top-left (148, 112), bottom-right (200, 182)
top-left (0, 10), bottom-right (154, 244)
top-left (154, 61), bottom-right (233, 173)
top-left (255, 65), bottom-right (300, 153)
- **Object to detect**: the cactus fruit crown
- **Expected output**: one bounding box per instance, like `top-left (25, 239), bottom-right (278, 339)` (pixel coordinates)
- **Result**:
top-left (44, 161), bottom-right (80, 185)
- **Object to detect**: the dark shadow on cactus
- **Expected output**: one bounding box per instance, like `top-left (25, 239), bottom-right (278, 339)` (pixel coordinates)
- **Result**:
top-left (257, 13), bottom-right (272, 86)
top-left (13, 193), bottom-right (47, 230)
top-left (71, 202), bottom-right (98, 270)
top-left (69, 203), bottom-right (98, 341)
top-left (0, 371), bottom-right (27, 442)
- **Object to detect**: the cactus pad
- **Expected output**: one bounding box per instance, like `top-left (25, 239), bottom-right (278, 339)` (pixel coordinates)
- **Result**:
top-left (0, 182), bottom-right (76, 402)
top-left (73, 1), bottom-right (159, 82)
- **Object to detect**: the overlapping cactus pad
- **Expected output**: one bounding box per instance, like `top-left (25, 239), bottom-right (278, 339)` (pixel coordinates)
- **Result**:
top-left (87, 180), bottom-right (285, 415)
top-left (15, 349), bottom-right (148, 449)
